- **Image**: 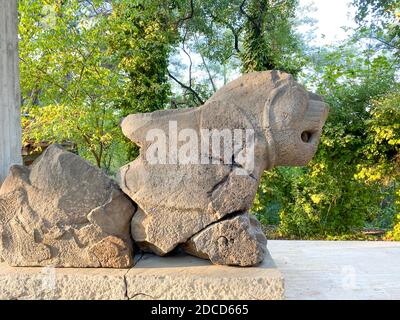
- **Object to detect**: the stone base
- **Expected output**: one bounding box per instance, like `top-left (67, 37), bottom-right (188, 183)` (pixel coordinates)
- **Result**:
top-left (0, 250), bottom-right (284, 300)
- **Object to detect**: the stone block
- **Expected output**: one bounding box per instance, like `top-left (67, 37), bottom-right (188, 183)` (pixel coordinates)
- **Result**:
top-left (0, 249), bottom-right (284, 300)
top-left (126, 250), bottom-right (284, 300)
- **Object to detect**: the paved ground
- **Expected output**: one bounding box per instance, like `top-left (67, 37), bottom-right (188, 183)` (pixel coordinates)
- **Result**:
top-left (268, 240), bottom-right (400, 300)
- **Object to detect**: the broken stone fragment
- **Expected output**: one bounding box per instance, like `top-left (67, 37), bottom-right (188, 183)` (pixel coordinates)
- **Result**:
top-left (182, 213), bottom-right (267, 267)
top-left (0, 144), bottom-right (136, 268)
top-left (126, 164), bottom-right (259, 256)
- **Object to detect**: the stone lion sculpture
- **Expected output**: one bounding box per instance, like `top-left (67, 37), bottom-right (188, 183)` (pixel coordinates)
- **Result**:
top-left (119, 70), bottom-right (329, 266)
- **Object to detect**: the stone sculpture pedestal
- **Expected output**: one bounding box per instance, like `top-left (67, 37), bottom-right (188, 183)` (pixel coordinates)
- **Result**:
top-left (0, 248), bottom-right (284, 300)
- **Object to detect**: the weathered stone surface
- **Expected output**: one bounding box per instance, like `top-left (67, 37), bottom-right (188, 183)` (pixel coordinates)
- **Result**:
top-left (182, 213), bottom-right (267, 266)
top-left (119, 70), bottom-right (329, 265)
top-left (0, 249), bottom-right (284, 300)
top-left (127, 250), bottom-right (283, 300)
top-left (0, 145), bottom-right (136, 268)
top-left (0, 262), bottom-right (129, 300)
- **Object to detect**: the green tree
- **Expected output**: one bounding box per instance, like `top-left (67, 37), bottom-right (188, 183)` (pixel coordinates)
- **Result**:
top-left (240, 0), bottom-right (302, 74)
top-left (355, 89), bottom-right (400, 236)
top-left (254, 31), bottom-right (399, 238)
top-left (19, 0), bottom-right (185, 168)
top-left (353, 0), bottom-right (400, 56)
top-left (19, 0), bottom-right (127, 171)
top-left (108, 0), bottom-right (180, 116)
top-left (168, 0), bottom-right (306, 107)
top-left (107, 0), bottom-right (183, 158)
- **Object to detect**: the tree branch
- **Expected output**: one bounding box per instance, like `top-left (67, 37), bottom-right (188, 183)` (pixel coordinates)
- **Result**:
top-left (367, 35), bottom-right (397, 49)
top-left (168, 71), bottom-right (205, 105)
top-left (176, 0), bottom-right (194, 26)
top-left (227, 23), bottom-right (242, 54)
top-left (239, 0), bottom-right (260, 32)
top-left (209, 12), bottom-right (242, 54)
top-left (199, 52), bottom-right (216, 93)
top-left (181, 30), bottom-right (193, 88)
top-left (19, 57), bottom-right (75, 102)
top-left (77, 125), bottom-right (101, 167)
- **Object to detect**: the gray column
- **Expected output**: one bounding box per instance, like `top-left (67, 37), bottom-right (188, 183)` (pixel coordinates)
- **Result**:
top-left (0, 0), bottom-right (22, 184)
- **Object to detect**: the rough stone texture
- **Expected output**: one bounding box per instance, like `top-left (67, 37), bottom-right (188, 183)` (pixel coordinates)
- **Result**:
top-left (0, 263), bottom-right (128, 300)
top-left (0, 249), bottom-right (283, 300)
top-left (119, 70), bottom-right (329, 265)
top-left (0, 145), bottom-right (136, 268)
top-left (0, 0), bottom-right (22, 185)
top-left (183, 213), bottom-right (267, 266)
top-left (127, 250), bottom-right (283, 300)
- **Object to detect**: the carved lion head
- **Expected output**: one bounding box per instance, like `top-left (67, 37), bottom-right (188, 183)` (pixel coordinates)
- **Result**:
top-left (208, 70), bottom-right (329, 168)
top-left (265, 73), bottom-right (329, 166)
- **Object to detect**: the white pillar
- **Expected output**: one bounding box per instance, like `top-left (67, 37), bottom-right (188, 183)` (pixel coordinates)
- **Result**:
top-left (0, 0), bottom-right (22, 184)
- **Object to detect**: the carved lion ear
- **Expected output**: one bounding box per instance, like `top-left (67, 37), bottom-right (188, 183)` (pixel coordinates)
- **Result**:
top-left (263, 80), bottom-right (308, 131)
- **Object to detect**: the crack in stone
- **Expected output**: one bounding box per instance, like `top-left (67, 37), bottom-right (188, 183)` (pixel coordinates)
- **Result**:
top-left (128, 292), bottom-right (155, 300)
top-left (133, 252), bottom-right (145, 266)
top-left (207, 156), bottom-right (238, 197)
top-left (207, 172), bottom-right (231, 197)
top-left (122, 252), bottom-right (146, 300)
top-left (122, 164), bottom-right (131, 192)
top-left (184, 210), bottom-right (245, 241)
top-left (123, 269), bottom-right (130, 300)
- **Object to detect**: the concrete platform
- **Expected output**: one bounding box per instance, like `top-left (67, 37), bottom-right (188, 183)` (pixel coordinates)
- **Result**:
top-left (0, 251), bottom-right (284, 300)
top-left (268, 240), bottom-right (400, 300)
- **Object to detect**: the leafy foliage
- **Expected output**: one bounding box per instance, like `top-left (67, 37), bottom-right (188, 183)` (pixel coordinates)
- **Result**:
top-left (353, 0), bottom-right (400, 57)
top-left (241, 0), bottom-right (303, 75)
top-left (108, 0), bottom-right (178, 116)
top-left (19, 0), bottom-right (127, 171)
top-left (19, 0), bottom-right (181, 169)
top-left (253, 29), bottom-right (399, 238)
top-left (356, 91), bottom-right (400, 235)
